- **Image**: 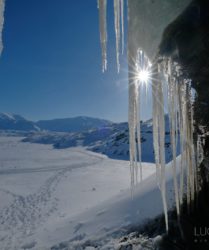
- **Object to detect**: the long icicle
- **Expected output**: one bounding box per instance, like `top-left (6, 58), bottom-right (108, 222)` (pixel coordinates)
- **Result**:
top-left (152, 79), bottom-right (161, 188)
top-left (114, 0), bottom-right (120, 72)
top-left (158, 65), bottom-right (168, 232)
top-left (136, 87), bottom-right (142, 182)
top-left (178, 80), bottom-right (186, 206)
top-left (120, 0), bottom-right (124, 54)
top-left (129, 78), bottom-right (138, 191)
top-left (0, 0), bottom-right (5, 56)
top-left (188, 84), bottom-right (195, 205)
top-left (152, 63), bottom-right (168, 232)
top-left (98, 0), bottom-right (107, 72)
top-left (167, 59), bottom-right (180, 216)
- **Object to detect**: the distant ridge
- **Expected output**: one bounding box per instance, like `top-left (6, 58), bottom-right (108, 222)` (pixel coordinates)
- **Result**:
top-left (0, 113), bottom-right (113, 132)
top-left (0, 113), bottom-right (39, 131)
top-left (36, 116), bottom-right (113, 132)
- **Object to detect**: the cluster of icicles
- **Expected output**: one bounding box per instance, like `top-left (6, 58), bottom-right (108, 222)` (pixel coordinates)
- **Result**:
top-left (98, 0), bottom-right (204, 231)
top-left (153, 58), bottom-right (204, 230)
top-left (97, 0), bottom-right (124, 72)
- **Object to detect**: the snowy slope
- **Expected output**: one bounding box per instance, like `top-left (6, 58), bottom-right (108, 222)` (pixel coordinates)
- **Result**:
top-left (39, 158), bottom-right (181, 250)
top-left (0, 135), bottom-right (182, 249)
top-left (23, 115), bottom-right (178, 163)
top-left (0, 136), bottom-right (156, 250)
top-left (0, 113), bottom-right (39, 131)
top-left (0, 112), bottom-right (178, 163)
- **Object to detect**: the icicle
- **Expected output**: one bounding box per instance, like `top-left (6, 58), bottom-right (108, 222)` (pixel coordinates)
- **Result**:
top-left (151, 63), bottom-right (168, 232)
top-left (98, 0), bottom-right (107, 72)
top-left (128, 79), bottom-right (138, 190)
top-left (164, 58), bottom-right (197, 213)
top-left (152, 79), bottom-right (161, 188)
top-left (196, 134), bottom-right (204, 192)
top-left (178, 82), bottom-right (195, 210)
top-left (114, 0), bottom-right (120, 72)
top-left (158, 64), bottom-right (168, 232)
top-left (136, 91), bottom-right (142, 182)
top-left (98, 0), bottom-right (124, 71)
top-left (135, 50), bottom-right (142, 182)
top-left (0, 0), bottom-right (5, 56)
top-left (188, 84), bottom-right (195, 204)
top-left (120, 0), bottom-right (124, 54)
top-left (178, 81), bottom-right (186, 206)
top-left (167, 58), bottom-right (180, 216)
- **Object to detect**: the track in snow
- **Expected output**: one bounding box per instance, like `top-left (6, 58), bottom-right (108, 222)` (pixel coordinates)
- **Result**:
top-left (0, 145), bottom-right (104, 250)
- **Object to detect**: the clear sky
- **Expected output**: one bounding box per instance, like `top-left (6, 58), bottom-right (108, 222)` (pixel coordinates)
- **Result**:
top-left (0, 0), bottom-right (152, 122)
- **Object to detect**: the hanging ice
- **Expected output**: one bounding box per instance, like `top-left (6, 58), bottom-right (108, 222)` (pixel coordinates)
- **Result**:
top-left (166, 59), bottom-right (180, 216)
top-left (0, 0), bottom-right (5, 56)
top-left (151, 62), bottom-right (169, 231)
top-left (114, 0), bottom-right (120, 72)
top-left (98, 0), bottom-right (124, 72)
top-left (98, 0), bottom-right (107, 72)
top-left (98, 0), bottom-right (200, 232)
top-left (120, 0), bottom-right (124, 54)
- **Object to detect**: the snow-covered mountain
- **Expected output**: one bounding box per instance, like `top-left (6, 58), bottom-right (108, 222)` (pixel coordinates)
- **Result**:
top-left (0, 113), bottom-right (39, 131)
top-left (36, 116), bottom-right (112, 132)
top-left (0, 112), bottom-right (178, 163)
top-left (23, 115), bottom-right (178, 163)
top-left (0, 113), bottom-right (112, 133)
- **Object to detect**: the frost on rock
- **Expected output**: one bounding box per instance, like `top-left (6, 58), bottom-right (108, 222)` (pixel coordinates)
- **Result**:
top-left (0, 0), bottom-right (5, 56)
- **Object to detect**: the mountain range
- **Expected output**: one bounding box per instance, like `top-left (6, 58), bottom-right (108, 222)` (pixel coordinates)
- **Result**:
top-left (0, 113), bottom-right (112, 132)
top-left (0, 112), bottom-right (177, 163)
top-left (0, 113), bottom-right (40, 131)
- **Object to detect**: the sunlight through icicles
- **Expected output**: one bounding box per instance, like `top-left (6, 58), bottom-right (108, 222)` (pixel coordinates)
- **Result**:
top-left (98, 1), bottom-right (200, 232)
top-left (129, 50), bottom-right (152, 187)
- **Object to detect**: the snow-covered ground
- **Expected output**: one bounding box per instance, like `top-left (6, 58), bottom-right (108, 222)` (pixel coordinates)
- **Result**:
top-left (0, 136), bottom-right (156, 250)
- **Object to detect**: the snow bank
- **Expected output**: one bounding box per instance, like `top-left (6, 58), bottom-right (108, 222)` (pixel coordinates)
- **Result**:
top-left (36, 157), bottom-right (182, 249)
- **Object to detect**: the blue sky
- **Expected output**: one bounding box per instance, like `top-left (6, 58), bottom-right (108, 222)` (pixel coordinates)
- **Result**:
top-left (0, 0), bottom-right (151, 122)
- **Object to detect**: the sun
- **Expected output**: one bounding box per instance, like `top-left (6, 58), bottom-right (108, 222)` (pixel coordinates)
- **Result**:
top-left (137, 69), bottom-right (150, 83)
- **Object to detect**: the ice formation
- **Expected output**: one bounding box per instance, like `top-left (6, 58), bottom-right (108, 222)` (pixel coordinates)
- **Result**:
top-left (98, 0), bottom-right (201, 231)
top-left (98, 0), bottom-right (125, 72)
top-left (0, 0), bottom-right (5, 56)
top-left (120, 0), bottom-right (124, 54)
top-left (97, 0), bottom-right (107, 72)
top-left (113, 0), bottom-right (125, 71)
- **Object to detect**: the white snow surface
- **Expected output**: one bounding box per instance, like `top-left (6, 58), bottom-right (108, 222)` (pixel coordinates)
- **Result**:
top-left (0, 136), bottom-right (155, 249)
top-left (0, 136), bottom-right (182, 249)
